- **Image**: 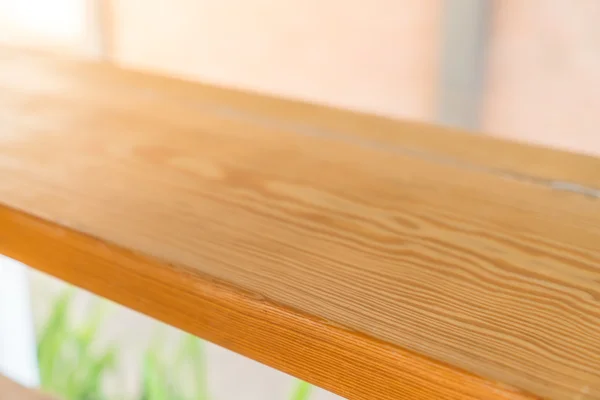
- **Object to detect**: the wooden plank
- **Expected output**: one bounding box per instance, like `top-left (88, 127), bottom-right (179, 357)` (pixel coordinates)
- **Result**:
top-left (0, 48), bottom-right (599, 399)
top-left (2, 47), bottom-right (598, 190)
top-left (0, 375), bottom-right (54, 400)
top-left (0, 207), bottom-right (531, 400)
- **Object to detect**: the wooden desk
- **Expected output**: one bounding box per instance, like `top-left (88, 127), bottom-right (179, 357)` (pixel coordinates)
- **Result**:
top-left (1, 47), bottom-right (599, 399)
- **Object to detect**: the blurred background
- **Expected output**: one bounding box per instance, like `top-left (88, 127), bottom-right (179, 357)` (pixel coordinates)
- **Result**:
top-left (2, 0), bottom-right (599, 154)
top-left (0, 0), bottom-right (599, 399)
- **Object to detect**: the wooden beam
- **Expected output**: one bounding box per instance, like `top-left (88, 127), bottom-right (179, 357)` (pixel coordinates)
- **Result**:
top-left (0, 375), bottom-right (55, 400)
top-left (0, 47), bottom-right (599, 399)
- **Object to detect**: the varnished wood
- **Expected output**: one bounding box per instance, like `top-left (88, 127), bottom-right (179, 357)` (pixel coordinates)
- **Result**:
top-left (0, 47), bottom-right (599, 399)
top-left (0, 375), bottom-right (54, 400)
top-left (0, 206), bottom-right (531, 400)
top-left (1, 46), bottom-right (597, 189)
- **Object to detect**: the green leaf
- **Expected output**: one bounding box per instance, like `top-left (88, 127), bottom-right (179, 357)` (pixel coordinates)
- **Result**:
top-left (76, 346), bottom-right (117, 399)
top-left (37, 289), bottom-right (74, 392)
top-left (142, 348), bottom-right (171, 400)
top-left (174, 334), bottom-right (209, 400)
top-left (68, 301), bottom-right (109, 398)
top-left (289, 380), bottom-right (312, 400)
top-left (38, 289), bottom-right (117, 400)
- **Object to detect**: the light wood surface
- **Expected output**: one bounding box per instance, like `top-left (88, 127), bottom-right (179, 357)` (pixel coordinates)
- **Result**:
top-left (1, 47), bottom-right (600, 399)
top-left (0, 375), bottom-right (54, 400)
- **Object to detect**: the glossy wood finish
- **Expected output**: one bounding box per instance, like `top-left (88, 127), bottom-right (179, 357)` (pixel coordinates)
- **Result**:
top-left (1, 48), bottom-right (599, 399)
top-left (0, 207), bottom-right (532, 400)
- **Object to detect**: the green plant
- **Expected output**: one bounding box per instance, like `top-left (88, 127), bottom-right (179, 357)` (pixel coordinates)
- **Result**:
top-left (140, 332), bottom-right (208, 400)
top-left (37, 290), bottom-right (116, 400)
top-left (289, 380), bottom-right (312, 400)
top-left (37, 289), bottom-right (312, 400)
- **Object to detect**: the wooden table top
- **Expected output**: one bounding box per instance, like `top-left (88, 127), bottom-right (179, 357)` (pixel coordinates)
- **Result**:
top-left (1, 46), bottom-right (599, 400)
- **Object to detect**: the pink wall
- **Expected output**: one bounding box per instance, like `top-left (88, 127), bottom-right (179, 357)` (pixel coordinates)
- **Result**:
top-left (2, 1), bottom-right (600, 156)
top-left (484, 0), bottom-right (600, 156)
top-left (111, 0), bottom-right (441, 121)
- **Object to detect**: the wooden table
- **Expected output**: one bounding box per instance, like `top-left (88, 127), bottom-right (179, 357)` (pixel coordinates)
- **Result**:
top-left (1, 46), bottom-right (599, 400)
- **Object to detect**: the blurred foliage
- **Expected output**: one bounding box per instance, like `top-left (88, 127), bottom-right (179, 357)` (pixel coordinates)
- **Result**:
top-left (37, 289), bottom-right (116, 400)
top-left (289, 380), bottom-right (312, 400)
top-left (140, 331), bottom-right (208, 400)
top-left (37, 289), bottom-right (312, 400)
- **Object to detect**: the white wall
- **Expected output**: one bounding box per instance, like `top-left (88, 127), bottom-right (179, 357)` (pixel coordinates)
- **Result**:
top-left (0, 0), bottom-right (100, 57)
top-left (0, 256), bottom-right (39, 387)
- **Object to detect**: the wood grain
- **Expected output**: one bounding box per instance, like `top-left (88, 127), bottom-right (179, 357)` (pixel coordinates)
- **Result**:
top-left (1, 46), bottom-right (597, 189)
top-left (0, 205), bottom-right (532, 400)
top-left (0, 48), bottom-right (599, 399)
top-left (0, 375), bottom-right (55, 400)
